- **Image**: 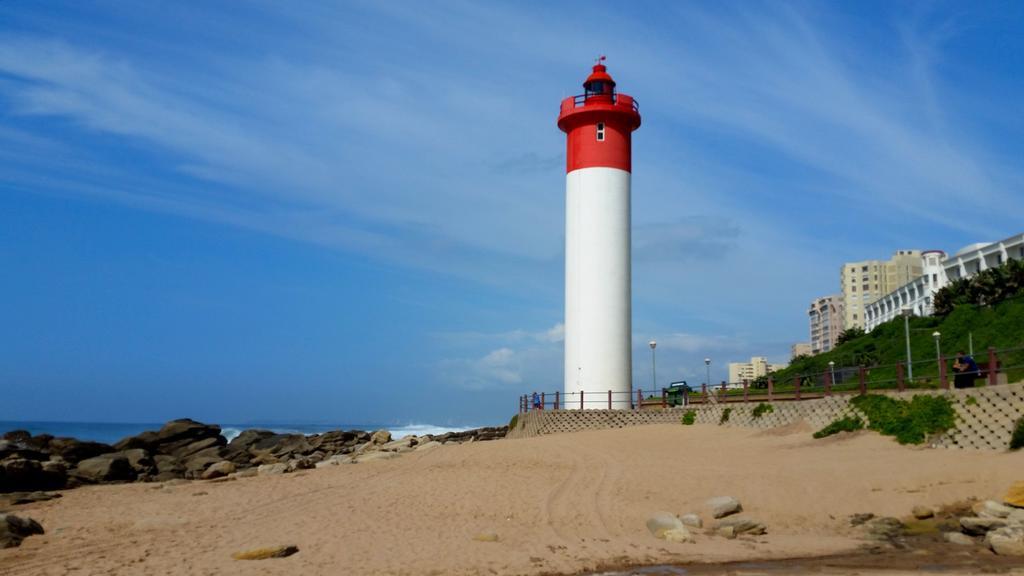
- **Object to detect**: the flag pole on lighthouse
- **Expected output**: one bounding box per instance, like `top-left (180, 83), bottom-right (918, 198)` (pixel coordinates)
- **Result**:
top-left (558, 59), bottom-right (641, 410)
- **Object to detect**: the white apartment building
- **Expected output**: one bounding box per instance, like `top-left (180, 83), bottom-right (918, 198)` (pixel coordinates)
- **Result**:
top-left (808, 295), bottom-right (844, 355)
top-left (841, 250), bottom-right (924, 329)
top-left (865, 233), bottom-right (1024, 331)
top-left (728, 356), bottom-right (787, 384)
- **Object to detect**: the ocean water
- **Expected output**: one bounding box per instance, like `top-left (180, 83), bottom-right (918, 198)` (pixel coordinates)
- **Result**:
top-left (0, 421), bottom-right (477, 445)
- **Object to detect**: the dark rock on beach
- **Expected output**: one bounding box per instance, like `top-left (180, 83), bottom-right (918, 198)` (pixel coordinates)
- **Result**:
top-left (47, 438), bottom-right (115, 465)
top-left (72, 453), bottom-right (138, 483)
top-left (1, 419), bottom-right (508, 493)
top-left (2, 491), bottom-right (62, 506)
top-left (1, 513), bottom-right (44, 548)
top-left (0, 457), bottom-right (67, 492)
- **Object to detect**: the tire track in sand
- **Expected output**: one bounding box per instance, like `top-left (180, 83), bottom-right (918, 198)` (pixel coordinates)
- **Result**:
top-left (542, 435), bottom-right (623, 542)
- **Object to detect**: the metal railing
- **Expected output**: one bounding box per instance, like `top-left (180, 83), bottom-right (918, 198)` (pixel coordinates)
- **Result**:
top-left (518, 387), bottom-right (691, 413)
top-left (517, 344), bottom-right (1024, 413)
top-left (566, 92), bottom-right (640, 113)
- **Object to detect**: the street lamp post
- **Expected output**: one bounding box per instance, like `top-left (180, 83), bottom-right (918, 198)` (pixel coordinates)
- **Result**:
top-left (649, 340), bottom-right (657, 392)
top-left (932, 331), bottom-right (942, 373)
top-left (901, 308), bottom-right (913, 382)
top-left (704, 357), bottom-right (711, 390)
top-left (828, 360), bottom-right (835, 387)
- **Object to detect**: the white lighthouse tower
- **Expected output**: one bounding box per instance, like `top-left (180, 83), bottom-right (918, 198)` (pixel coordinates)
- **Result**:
top-left (558, 59), bottom-right (641, 409)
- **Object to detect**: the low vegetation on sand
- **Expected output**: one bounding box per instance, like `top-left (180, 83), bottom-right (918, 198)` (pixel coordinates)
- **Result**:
top-left (719, 407), bottom-right (732, 425)
top-left (849, 394), bottom-right (955, 445)
top-left (813, 415), bottom-right (864, 439)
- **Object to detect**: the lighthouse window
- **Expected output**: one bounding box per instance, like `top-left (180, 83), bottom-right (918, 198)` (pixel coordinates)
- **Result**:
top-left (596, 122), bottom-right (605, 141)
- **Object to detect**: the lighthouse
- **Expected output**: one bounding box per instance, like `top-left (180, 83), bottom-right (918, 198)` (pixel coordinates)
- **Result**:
top-left (558, 59), bottom-right (641, 409)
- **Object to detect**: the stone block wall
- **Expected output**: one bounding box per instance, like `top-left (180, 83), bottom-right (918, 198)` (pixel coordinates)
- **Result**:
top-left (507, 382), bottom-right (1024, 451)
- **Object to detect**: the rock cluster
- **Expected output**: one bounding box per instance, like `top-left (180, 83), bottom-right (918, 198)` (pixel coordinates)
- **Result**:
top-left (0, 420), bottom-right (507, 493)
top-left (953, 498), bottom-right (1024, 556)
top-left (851, 489), bottom-right (1024, 555)
top-left (647, 497), bottom-right (766, 544)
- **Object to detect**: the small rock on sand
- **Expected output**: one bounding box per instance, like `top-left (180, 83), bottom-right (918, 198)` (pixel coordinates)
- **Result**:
top-left (944, 532), bottom-right (975, 546)
top-left (988, 526), bottom-right (1024, 556)
top-left (679, 513), bottom-right (702, 529)
top-left (231, 545), bottom-right (299, 560)
top-left (716, 516), bottom-right (767, 536)
top-left (5, 492), bottom-right (61, 506)
top-left (257, 463), bottom-right (289, 476)
top-left (200, 461), bottom-right (236, 480)
top-left (863, 517), bottom-right (903, 541)
top-left (663, 527), bottom-right (694, 543)
top-left (646, 512), bottom-right (684, 538)
top-left (353, 451), bottom-right (400, 464)
top-left (706, 496), bottom-right (742, 519)
top-left (849, 513), bottom-right (875, 526)
top-left (979, 500), bottom-right (1015, 519)
top-left (911, 505), bottom-right (934, 520)
top-left (1, 514), bottom-right (44, 549)
top-left (961, 516), bottom-right (1007, 536)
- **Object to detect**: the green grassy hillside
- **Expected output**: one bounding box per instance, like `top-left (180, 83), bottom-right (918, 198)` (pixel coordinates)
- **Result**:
top-left (775, 296), bottom-right (1024, 390)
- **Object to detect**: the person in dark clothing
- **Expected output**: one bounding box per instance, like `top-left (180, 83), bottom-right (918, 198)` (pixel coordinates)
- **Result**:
top-left (532, 391), bottom-right (542, 410)
top-left (953, 351), bottom-right (980, 389)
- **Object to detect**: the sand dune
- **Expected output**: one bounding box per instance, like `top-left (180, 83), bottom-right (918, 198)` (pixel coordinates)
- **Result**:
top-left (2, 423), bottom-right (1022, 575)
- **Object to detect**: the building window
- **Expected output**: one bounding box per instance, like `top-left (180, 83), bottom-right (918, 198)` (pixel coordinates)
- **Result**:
top-left (596, 122), bottom-right (605, 141)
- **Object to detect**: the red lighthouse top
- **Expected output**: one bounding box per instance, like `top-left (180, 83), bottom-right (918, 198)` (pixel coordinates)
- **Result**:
top-left (557, 60), bottom-right (641, 173)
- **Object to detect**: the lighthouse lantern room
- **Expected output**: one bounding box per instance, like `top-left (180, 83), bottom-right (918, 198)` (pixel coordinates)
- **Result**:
top-left (558, 58), bottom-right (641, 409)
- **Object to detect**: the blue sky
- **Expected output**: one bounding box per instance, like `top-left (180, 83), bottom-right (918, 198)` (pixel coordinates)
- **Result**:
top-left (2, 1), bottom-right (1022, 427)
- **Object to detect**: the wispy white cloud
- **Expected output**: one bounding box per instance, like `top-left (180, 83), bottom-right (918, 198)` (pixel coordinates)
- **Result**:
top-left (1, 1), bottom-right (1020, 369)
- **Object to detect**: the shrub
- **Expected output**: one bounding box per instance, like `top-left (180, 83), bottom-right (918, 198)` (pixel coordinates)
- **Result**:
top-left (752, 403), bottom-right (774, 419)
top-left (836, 327), bottom-right (866, 346)
top-left (719, 407), bottom-right (732, 425)
top-left (813, 415), bottom-right (864, 439)
top-left (964, 396), bottom-right (978, 406)
top-left (850, 394), bottom-right (956, 444)
top-left (508, 414), bottom-right (519, 430)
top-left (681, 410), bottom-right (696, 426)
top-left (1011, 417), bottom-right (1024, 451)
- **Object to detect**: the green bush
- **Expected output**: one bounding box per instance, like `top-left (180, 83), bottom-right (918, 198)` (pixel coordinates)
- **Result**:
top-left (965, 396), bottom-right (978, 406)
top-left (850, 394), bottom-right (956, 444)
top-left (681, 410), bottom-right (696, 426)
top-left (508, 414), bottom-right (519, 430)
top-left (719, 407), bottom-right (732, 425)
top-left (1011, 417), bottom-right (1024, 451)
top-left (752, 403), bottom-right (774, 419)
top-left (813, 415), bottom-right (865, 439)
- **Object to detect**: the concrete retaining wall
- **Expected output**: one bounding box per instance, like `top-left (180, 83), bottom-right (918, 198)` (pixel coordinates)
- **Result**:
top-left (506, 382), bottom-right (1024, 451)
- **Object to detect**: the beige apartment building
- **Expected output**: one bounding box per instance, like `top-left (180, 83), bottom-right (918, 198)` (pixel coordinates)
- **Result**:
top-left (841, 250), bottom-right (924, 330)
top-left (791, 342), bottom-right (812, 359)
top-left (728, 357), bottom-right (786, 384)
top-left (808, 295), bottom-right (844, 354)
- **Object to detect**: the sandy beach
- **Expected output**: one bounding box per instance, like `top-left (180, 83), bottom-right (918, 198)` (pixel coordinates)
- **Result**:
top-left (2, 422), bottom-right (1023, 575)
